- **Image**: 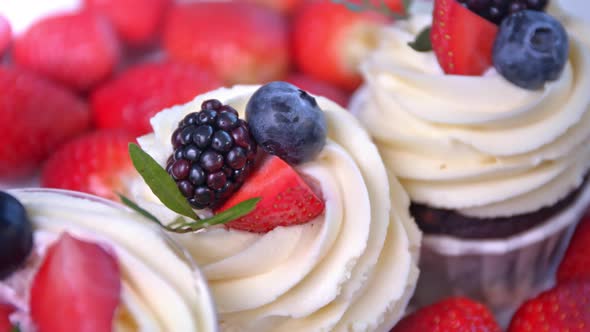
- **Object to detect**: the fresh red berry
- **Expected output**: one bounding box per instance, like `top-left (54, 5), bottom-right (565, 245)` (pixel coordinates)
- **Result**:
top-left (216, 155), bottom-right (325, 233)
top-left (391, 297), bottom-right (501, 332)
top-left (13, 12), bottom-right (120, 91)
top-left (84, 0), bottom-right (170, 45)
top-left (0, 303), bottom-right (14, 332)
top-left (163, 2), bottom-right (289, 85)
top-left (0, 16), bottom-right (11, 57)
top-left (430, 0), bottom-right (498, 75)
top-left (0, 66), bottom-right (90, 180)
top-left (30, 233), bottom-right (121, 332)
top-left (91, 62), bottom-right (222, 136)
top-left (557, 213), bottom-right (590, 283)
top-left (286, 73), bottom-right (350, 107)
top-left (508, 281), bottom-right (590, 332)
top-left (292, 1), bottom-right (388, 92)
top-left (41, 129), bottom-right (136, 201)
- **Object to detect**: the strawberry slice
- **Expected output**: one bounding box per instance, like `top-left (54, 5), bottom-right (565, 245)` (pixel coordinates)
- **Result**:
top-left (216, 155), bottom-right (325, 233)
top-left (0, 303), bottom-right (14, 332)
top-left (30, 233), bottom-right (121, 332)
top-left (431, 0), bottom-right (498, 75)
top-left (41, 129), bottom-right (136, 201)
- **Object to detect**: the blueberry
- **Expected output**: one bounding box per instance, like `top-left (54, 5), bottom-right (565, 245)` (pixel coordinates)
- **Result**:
top-left (245, 81), bottom-right (327, 165)
top-left (0, 192), bottom-right (33, 280)
top-left (493, 10), bottom-right (569, 90)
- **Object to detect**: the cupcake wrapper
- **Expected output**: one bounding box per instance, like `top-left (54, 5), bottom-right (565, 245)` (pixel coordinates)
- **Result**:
top-left (410, 182), bottom-right (590, 327)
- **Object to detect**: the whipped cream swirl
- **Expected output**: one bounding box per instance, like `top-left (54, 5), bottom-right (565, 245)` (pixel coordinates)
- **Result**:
top-left (129, 85), bottom-right (421, 331)
top-left (5, 190), bottom-right (216, 332)
top-left (352, 7), bottom-right (590, 218)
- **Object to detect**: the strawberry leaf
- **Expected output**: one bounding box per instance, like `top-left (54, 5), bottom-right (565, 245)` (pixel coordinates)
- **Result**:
top-left (128, 143), bottom-right (198, 220)
top-left (408, 26), bottom-right (432, 52)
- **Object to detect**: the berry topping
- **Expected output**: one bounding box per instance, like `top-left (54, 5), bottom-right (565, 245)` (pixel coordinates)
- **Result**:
top-left (457, 0), bottom-right (548, 25)
top-left (392, 297), bottom-right (501, 332)
top-left (508, 281), bottom-right (590, 332)
top-left (246, 81), bottom-right (327, 165)
top-left (0, 192), bottom-right (33, 280)
top-left (30, 233), bottom-right (121, 332)
top-left (216, 155), bottom-right (325, 233)
top-left (493, 10), bottom-right (569, 90)
top-left (431, 0), bottom-right (499, 75)
top-left (557, 213), bottom-right (590, 283)
top-left (168, 100), bottom-right (257, 209)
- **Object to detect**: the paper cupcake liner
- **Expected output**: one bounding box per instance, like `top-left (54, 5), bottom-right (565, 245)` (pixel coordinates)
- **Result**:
top-left (410, 182), bottom-right (590, 327)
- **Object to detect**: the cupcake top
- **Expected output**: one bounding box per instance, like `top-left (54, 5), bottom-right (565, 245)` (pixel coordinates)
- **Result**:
top-left (1, 189), bottom-right (216, 331)
top-left (128, 84), bottom-right (421, 331)
top-left (352, 2), bottom-right (590, 218)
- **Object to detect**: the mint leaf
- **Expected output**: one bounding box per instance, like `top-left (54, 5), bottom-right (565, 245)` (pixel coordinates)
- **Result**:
top-left (408, 26), bottom-right (432, 52)
top-left (128, 143), bottom-right (198, 220)
top-left (170, 198), bottom-right (260, 233)
top-left (118, 193), bottom-right (163, 226)
top-left (402, 0), bottom-right (412, 12)
top-left (331, 0), bottom-right (410, 19)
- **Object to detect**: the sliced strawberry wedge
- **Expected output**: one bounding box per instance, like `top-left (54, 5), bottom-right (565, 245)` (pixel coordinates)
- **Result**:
top-left (216, 155), bottom-right (325, 233)
top-left (431, 0), bottom-right (498, 75)
top-left (30, 233), bottom-right (121, 332)
top-left (0, 303), bottom-right (14, 332)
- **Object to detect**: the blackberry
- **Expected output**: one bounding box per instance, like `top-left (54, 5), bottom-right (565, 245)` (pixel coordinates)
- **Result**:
top-left (457, 0), bottom-right (549, 24)
top-left (168, 99), bottom-right (258, 209)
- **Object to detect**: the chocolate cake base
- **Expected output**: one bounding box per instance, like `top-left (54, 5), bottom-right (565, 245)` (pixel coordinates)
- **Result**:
top-left (410, 176), bottom-right (589, 239)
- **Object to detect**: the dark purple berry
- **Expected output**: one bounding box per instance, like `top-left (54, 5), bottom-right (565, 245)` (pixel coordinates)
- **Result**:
top-left (197, 110), bottom-right (217, 125)
top-left (200, 151), bottom-right (224, 172)
top-left (217, 112), bottom-right (239, 131)
top-left (193, 125), bottom-right (214, 148)
top-left (166, 99), bottom-right (258, 209)
top-left (207, 171), bottom-right (227, 190)
top-left (211, 131), bottom-right (233, 152)
top-left (0, 192), bottom-right (33, 280)
top-left (457, 0), bottom-right (548, 24)
top-left (171, 159), bottom-right (190, 180)
top-left (178, 180), bottom-right (195, 197)
top-left (202, 99), bottom-right (222, 110)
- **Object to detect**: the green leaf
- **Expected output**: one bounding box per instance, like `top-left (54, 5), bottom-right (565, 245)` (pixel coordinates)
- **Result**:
top-left (11, 325), bottom-right (21, 332)
top-left (128, 143), bottom-right (198, 220)
top-left (408, 26), bottom-right (432, 52)
top-left (118, 193), bottom-right (164, 227)
top-left (402, 0), bottom-right (412, 12)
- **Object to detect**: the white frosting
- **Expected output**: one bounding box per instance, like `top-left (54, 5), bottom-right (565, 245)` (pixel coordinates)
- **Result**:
top-left (352, 4), bottom-right (590, 218)
top-left (4, 190), bottom-right (217, 332)
top-left (129, 85), bottom-right (421, 331)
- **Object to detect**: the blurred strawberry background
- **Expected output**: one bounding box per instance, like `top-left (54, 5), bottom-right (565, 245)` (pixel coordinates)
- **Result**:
top-left (0, 0), bottom-right (405, 197)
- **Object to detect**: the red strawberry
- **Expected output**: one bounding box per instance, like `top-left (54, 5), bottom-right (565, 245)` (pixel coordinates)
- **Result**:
top-left (0, 16), bottom-right (11, 57)
top-left (292, 1), bottom-right (389, 92)
top-left (392, 297), bottom-right (501, 332)
top-left (41, 129), bottom-right (136, 201)
top-left (557, 213), bottom-right (590, 283)
top-left (508, 281), bottom-right (590, 332)
top-left (84, 0), bottom-right (170, 45)
top-left (0, 66), bottom-right (90, 180)
top-left (0, 303), bottom-right (14, 332)
top-left (430, 0), bottom-right (498, 75)
top-left (287, 73), bottom-right (350, 107)
top-left (91, 62), bottom-right (222, 136)
top-left (13, 12), bottom-right (120, 91)
top-left (216, 155), bottom-right (325, 233)
top-left (30, 232), bottom-right (121, 332)
top-left (163, 2), bottom-right (289, 85)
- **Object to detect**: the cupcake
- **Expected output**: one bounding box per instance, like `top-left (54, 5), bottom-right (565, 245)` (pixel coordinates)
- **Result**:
top-left (127, 83), bottom-right (421, 331)
top-left (350, 0), bottom-right (590, 325)
top-left (1, 188), bottom-right (217, 331)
